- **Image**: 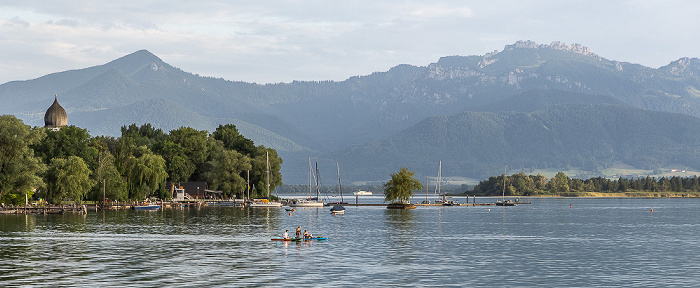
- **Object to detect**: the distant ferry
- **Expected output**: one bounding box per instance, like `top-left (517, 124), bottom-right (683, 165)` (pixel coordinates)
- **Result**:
top-left (353, 190), bottom-right (373, 196)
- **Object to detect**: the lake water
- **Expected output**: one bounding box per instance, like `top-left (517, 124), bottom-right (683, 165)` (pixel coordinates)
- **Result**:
top-left (1, 197), bottom-right (699, 287)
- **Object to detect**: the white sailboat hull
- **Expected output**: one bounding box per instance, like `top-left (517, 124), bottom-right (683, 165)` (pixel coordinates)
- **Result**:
top-left (249, 201), bottom-right (283, 208)
top-left (289, 200), bottom-right (324, 207)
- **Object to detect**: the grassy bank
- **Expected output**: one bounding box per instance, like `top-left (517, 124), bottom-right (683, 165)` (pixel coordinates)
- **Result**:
top-left (529, 191), bottom-right (700, 197)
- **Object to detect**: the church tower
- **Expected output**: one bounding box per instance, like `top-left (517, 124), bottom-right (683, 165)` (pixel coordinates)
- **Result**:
top-left (44, 94), bottom-right (68, 131)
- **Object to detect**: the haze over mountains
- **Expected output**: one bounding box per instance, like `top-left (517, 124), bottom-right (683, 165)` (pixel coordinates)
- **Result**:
top-left (3, 40), bottom-right (700, 184)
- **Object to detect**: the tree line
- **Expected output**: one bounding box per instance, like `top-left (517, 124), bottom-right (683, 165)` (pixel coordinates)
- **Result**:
top-left (0, 115), bottom-right (281, 205)
top-left (472, 171), bottom-right (700, 196)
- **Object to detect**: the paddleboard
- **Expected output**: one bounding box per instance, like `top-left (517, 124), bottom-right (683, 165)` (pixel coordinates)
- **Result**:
top-left (271, 237), bottom-right (294, 241)
top-left (293, 236), bottom-right (328, 241)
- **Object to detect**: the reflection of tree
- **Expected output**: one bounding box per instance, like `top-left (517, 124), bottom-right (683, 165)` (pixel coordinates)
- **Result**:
top-left (383, 209), bottom-right (418, 263)
top-left (384, 209), bottom-right (415, 232)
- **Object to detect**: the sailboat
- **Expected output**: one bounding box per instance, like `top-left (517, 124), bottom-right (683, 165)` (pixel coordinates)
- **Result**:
top-left (421, 176), bottom-right (431, 204)
top-left (495, 165), bottom-right (517, 206)
top-left (289, 158), bottom-right (324, 208)
top-left (249, 152), bottom-right (283, 208)
top-left (433, 160), bottom-right (444, 204)
top-left (330, 163), bottom-right (346, 214)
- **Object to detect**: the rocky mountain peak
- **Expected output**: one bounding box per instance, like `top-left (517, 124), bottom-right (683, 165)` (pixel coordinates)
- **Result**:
top-left (661, 57), bottom-right (700, 77)
top-left (480, 40), bottom-right (602, 68)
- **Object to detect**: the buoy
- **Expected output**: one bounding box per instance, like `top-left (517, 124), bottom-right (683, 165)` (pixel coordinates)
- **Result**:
top-left (488, 209), bottom-right (490, 211)
top-left (650, 209), bottom-right (653, 212)
top-left (289, 212), bottom-right (291, 216)
top-left (570, 204), bottom-right (572, 208)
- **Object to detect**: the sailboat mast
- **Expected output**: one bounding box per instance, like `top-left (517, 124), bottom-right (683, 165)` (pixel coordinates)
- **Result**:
top-left (425, 176), bottom-right (428, 202)
top-left (438, 160), bottom-right (442, 196)
top-left (308, 157), bottom-right (312, 198)
top-left (315, 162), bottom-right (320, 200)
top-left (502, 165), bottom-right (507, 202)
top-left (266, 151), bottom-right (270, 199)
top-left (337, 163), bottom-right (342, 202)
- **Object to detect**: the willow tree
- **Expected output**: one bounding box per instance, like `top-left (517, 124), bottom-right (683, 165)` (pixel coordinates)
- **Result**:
top-left (125, 152), bottom-right (167, 200)
top-left (45, 156), bottom-right (94, 204)
top-left (383, 167), bottom-right (423, 204)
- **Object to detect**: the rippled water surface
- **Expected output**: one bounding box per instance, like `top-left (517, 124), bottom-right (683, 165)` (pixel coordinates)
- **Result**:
top-left (2, 197), bottom-right (700, 287)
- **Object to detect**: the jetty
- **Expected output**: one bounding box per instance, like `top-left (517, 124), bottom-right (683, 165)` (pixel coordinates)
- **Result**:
top-left (1, 205), bottom-right (88, 215)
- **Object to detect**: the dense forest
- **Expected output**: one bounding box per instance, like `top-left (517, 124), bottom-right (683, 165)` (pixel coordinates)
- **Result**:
top-left (0, 115), bottom-right (281, 205)
top-left (472, 171), bottom-right (700, 196)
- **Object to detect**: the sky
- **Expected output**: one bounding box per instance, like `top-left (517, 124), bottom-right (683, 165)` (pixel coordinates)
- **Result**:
top-left (1, 0), bottom-right (699, 85)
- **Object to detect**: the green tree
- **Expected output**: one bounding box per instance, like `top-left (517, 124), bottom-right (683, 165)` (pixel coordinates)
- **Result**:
top-left (212, 124), bottom-right (256, 156)
top-left (120, 123), bottom-right (167, 148)
top-left (169, 127), bottom-right (209, 179)
top-left (124, 152), bottom-right (167, 200)
top-left (88, 151), bottom-right (128, 202)
top-left (0, 115), bottom-right (46, 204)
top-left (32, 125), bottom-right (95, 165)
top-left (549, 172), bottom-right (570, 193)
top-left (152, 140), bottom-right (195, 182)
top-left (383, 167), bottom-right (423, 204)
top-left (45, 156), bottom-right (94, 204)
top-left (203, 149), bottom-right (251, 198)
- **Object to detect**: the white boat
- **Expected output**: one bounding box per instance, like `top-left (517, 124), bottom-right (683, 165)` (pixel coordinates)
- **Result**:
top-left (250, 152), bottom-right (282, 208)
top-left (249, 199), bottom-right (282, 208)
top-left (290, 157), bottom-right (324, 208)
top-left (288, 198), bottom-right (324, 207)
top-left (353, 190), bottom-right (372, 196)
top-left (330, 163), bottom-right (346, 215)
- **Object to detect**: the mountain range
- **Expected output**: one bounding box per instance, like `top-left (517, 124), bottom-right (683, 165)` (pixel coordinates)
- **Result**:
top-left (2, 40), bottom-right (700, 184)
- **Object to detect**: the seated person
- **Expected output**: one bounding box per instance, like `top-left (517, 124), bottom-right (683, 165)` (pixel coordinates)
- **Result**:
top-left (303, 230), bottom-right (310, 239)
top-left (283, 230), bottom-right (289, 239)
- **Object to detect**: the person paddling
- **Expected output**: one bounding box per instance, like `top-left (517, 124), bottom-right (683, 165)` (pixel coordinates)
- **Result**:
top-left (296, 226), bottom-right (301, 239)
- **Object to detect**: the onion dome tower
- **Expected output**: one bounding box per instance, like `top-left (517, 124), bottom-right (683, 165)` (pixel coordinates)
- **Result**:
top-left (44, 94), bottom-right (68, 130)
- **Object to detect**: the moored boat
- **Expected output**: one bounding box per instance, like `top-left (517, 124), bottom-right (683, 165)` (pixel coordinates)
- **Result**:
top-left (132, 205), bottom-right (160, 210)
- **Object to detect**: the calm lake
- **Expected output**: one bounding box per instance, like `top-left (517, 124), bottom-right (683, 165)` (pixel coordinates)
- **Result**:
top-left (1, 197), bottom-right (699, 287)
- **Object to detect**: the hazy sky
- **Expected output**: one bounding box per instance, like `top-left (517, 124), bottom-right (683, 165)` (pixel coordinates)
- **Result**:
top-left (1, 1), bottom-right (698, 84)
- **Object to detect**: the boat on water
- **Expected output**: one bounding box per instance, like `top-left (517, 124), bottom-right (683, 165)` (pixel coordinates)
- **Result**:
top-left (250, 152), bottom-right (283, 208)
top-left (290, 157), bottom-right (324, 208)
top-left (442, 196), bottom-right (460, 206)
top-left (496, 165), bottom-right (517, 207)
top-left (289, 198), bottom-right (324, 207)
top-left (353, 190), bottom-right (372, 196)
top-left (132, 205), bottom-right (160, 210)
top-left (249, 199), bottom-right (283, 208)
top-left (495, 200), bottom-right (518, 206)
top-left (330, 163), bottom-right (346, 215)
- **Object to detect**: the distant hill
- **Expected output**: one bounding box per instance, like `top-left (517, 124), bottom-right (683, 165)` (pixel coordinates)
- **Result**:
top-left (332, 98), bottom-right (700, 180)
top-left (3, 41), bottom-right (700, 183)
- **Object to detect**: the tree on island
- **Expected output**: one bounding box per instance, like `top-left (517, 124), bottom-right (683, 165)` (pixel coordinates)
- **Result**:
top-left (383, 167), bottom-right (423, 204)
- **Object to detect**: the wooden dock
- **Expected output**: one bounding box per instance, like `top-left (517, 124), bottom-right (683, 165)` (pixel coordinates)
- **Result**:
top-left (1, 205), bottom-right (88, 214)
top-left (345, 203), bottom-right (495, 207)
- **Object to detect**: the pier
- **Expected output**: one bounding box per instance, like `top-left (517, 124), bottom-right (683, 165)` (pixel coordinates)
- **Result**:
top-left (1, 205), bottom-right (88, 214)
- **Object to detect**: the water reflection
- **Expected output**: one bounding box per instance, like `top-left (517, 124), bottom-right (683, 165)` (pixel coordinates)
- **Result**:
top-left (2, 199), bottom-right (700, 286)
